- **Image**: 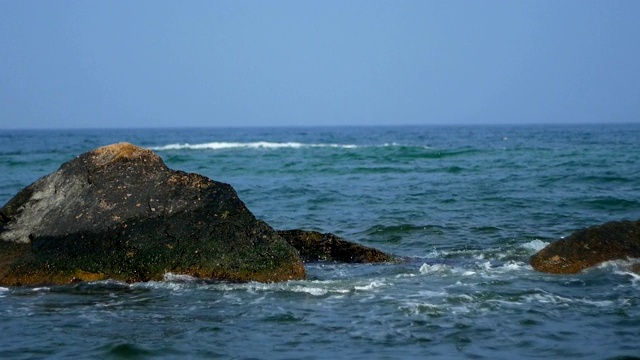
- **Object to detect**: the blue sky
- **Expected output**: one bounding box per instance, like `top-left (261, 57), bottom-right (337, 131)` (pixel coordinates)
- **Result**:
top-left (1, 1), bottom-right (639, 129)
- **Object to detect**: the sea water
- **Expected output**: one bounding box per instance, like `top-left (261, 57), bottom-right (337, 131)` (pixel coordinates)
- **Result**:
top-left (0, 124), bottom-right (639, 359)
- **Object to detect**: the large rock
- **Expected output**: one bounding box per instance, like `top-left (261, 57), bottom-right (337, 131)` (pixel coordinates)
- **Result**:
top-left (530, 220), bottom-right (640, 274)
top-left (277, 229), bottom-right (394, 263)
top-left (0, 143), bottom-right (305, 285)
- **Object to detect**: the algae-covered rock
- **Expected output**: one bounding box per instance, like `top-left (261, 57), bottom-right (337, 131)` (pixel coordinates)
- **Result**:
top-left (530, 220), bottom-right (640, 274)
top-left (0, 143), bottom-right (305, 285)
top-left (277, 229), bottom-right (394, 263)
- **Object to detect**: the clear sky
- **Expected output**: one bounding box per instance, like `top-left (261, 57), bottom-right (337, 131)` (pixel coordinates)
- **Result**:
top-left (1, 1), bottom-right (639, 129)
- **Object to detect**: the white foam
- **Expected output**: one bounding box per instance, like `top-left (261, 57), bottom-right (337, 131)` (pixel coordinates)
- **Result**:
top-left (394, 273), bottom-right (416, 279)
top-left (597, 258), bottom-right (640, 269)
top-left (163, 272), bottom-right (198, 282)
top-left (523, 291), bottom-right (615, 308)
top-left (617, 270), bottom-right (640, 286)
top-left (419, 263), bottom-right (452, 274)
top-left (501, 261), bottom-right (526, 271)
top-left (423, 249), bottom-right (446, 259)
top-left (450, 305), bottom-right (472, 314)
top-left (521, 239), bottom-right (549, 252)
top-left (420, 258), bottom-right (529, 279)
top-left (474, 261), bottom-right (529, 278)
top-left (399, 301), bottom-right (443, 315)
top-left (31, 287), bottom-right (50, 292)
top-left (487, 299), bottom-right (523, 307)
top-left (149, 142), bottom-right (359, 151)
top-left (524, 293), bottom-right (571, 306)
top-left (452, 294), bottom-right (475, 302)
top-left (608, 259), bottom-right (640, 286)
top-left (417, 289), bottom-right (448, 297)
top-left (354, 280), bottom-right (385, 291)
top-left (204, 279), bottom-right (355, 297)
top-left (576, 299), bottom-right (615, 307)
top-left (299, 287), bottom-right (328, 296)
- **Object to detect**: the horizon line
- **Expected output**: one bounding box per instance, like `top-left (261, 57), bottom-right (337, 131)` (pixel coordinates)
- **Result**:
top-left (2, 120), bottom-right (639, 132)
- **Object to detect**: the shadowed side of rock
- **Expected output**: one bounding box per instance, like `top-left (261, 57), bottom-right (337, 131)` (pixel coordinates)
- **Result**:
top-left (0, 142), bottom-right (305, 285)
top-left (277, 229), bottom-right (394, 263)
top-left (530, 219), bottom-right (640, 274)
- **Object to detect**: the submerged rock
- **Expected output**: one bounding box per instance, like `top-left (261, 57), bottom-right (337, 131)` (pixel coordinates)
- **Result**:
top-left (530, 220), bottom-right (640, 274)
top-left (0, 143), bottom-right (305, 285)
top-left (277, 229), bottom-right (394, 263)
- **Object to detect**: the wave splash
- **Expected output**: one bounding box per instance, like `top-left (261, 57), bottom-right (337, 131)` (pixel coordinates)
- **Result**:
top-left (150, 142), bottom-right (360, 151)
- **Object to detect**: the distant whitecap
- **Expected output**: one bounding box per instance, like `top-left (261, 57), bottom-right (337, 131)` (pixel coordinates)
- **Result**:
top-left (149, 142), bottom-right (360, 151)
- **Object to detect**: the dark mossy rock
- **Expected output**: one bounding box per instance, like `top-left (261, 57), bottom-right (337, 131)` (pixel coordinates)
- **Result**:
top-left (0, 143), bottom-right (305, 285)
top-left (277, 229), bottom-right (394, 263)
top-left (530, 220), bottom-right (640, 274)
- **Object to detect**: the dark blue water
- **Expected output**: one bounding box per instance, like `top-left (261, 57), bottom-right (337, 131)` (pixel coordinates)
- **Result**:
top-left (1, 125), bottom-right (639, 359)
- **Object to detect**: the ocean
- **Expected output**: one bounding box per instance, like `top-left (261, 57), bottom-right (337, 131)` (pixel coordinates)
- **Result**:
top-left (0, 124), bottom-right (639, 359)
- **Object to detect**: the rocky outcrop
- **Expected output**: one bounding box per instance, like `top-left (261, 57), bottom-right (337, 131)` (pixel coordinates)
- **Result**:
top-left (530, 220), bottom-right (640, 274)
top-left (0, 143), bottom-right (305, 286)
top-left (277, 229), bottom-right (394, 263)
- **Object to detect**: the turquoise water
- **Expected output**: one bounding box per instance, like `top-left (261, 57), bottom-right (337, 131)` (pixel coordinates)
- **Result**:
top-left (1, 124), bottom-right (639, 359)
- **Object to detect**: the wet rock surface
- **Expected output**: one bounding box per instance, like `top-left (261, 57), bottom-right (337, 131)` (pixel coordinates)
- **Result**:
top-left (530, 219), bottom-right (640, 274)
top-left (0, 143), bottom-right (305, 285)
top-left (277, 229), bottom-right (394, 263)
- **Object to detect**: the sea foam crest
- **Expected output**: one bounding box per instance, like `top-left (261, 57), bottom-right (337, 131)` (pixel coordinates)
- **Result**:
top-left (150, 142), bottom-right (359, 151)
top-left (524, 291), bottom-right (617, 308)
top-left (521, 239), bottom-right (549, 252)
top-left (353, 280), bottom-right (385, 291)
top-left (615, 270), bottom-right (640, 287)
top-left (419, 263), bottom-right (452, 274)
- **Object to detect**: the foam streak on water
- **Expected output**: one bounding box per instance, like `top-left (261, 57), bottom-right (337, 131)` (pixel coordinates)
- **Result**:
top-left (1, 125), bottom-right (640, 359)
top-left (150, 141), bottom-right (360, 150)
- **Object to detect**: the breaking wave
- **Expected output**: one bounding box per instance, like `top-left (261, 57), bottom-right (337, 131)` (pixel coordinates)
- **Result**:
top-left (149, 142), bottom-right (360, 151)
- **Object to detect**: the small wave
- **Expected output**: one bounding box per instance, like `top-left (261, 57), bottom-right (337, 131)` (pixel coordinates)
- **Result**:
top-left (614, 270), bottom-right (640, 286)
top-left (500, 261), bottom-right (527, 271)
top-left (521, 239), bottom-right (549, 252)
top-left (524, 291), bottom-right (617, 308)
top-left (419, 263), bottom-right (452, 275)
top-left (148, 142), bottom-right (474, 155)
top-left (115, 273), bottom-right (390, 296)
top-left (149, 142), bottom-right (359, 151)
top-left (596, 259), bottom-right (640, 269)
top-left (598, 259), bottom-right (640, 286)
top-left (196, 279), bottom-right (355, 297)
top-left (399, 301), bottom-right (444, 316)
top-left (523, 292), bottom-right (573, 306)
top-left (353, 281), bottom-right (386, 291)
top-left (418, 259), bottom-right (530, 279)
top-left (31, 287), bottom-right (50, 292)
top-left (468, 260), bottom-right (530, 276)
top-left (480, 260), bottom-right (529, 274)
